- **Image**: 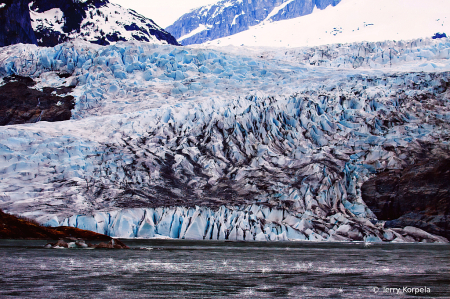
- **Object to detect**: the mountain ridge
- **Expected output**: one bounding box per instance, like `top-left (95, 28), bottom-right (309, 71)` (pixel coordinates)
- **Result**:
top-left (166, 0), bottom-right (340, 45)
top-left (0, 0), bottom-right (179, 47)
top-left (200, 0), bottom-right (450, 48)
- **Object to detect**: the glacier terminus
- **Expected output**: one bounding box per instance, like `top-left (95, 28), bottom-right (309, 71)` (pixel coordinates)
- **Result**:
top-left (0, 36), bottom-right (449, 243)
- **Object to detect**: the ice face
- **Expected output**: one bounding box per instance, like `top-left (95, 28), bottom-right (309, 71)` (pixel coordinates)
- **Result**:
top-left (0, 38), bottom-right (449, 242)
top-left (52, 205), bottom-right (447, 243)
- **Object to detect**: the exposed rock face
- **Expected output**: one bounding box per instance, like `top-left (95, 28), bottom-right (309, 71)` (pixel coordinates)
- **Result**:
top-left (0, 208), bottom-right (111, 240)
top-left (29, 0), bottom-right (179, 46)
top-left (0, 0), bottom-right (38, 47)
top-left (166, 0), bottom-right (340, 45)
top-left (0, 0), bottom-right (178, 47)
top-left (362, 145), bottom-right (450, 240)
top-left (0, 75), bottom-right (75, 126)
top-left (54, 239), bottom-right (69, 248)
top-left (94, 239), bottom-right (129, 249)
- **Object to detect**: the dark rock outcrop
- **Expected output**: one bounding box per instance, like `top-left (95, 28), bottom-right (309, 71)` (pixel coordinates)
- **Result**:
top-left (0, 0), bottom-right (38, 47)
top-left (432, 32), bottom-right (447, 39)
top-left (54, 239), bottom-right (69, 248)
top-left (0, 0), bottom-right (178, 47)
top-left (0, 75), bottom-right (75, 126)
top-left (29, 0), bottom-right (179, 47)
top-left (0, 208), bottom-right (111, 240)
top-left (362, 147), bottom-right (450, 240)
top-left (94, 239), bottom-right (129, 249)
top-left (166, 0), bottom-right (340, 45)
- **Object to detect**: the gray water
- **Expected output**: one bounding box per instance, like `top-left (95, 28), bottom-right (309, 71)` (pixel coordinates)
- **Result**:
top-left (0, 240), bottom-right (448, 298)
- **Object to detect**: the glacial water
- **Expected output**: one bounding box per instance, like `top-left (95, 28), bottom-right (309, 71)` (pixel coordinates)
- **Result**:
top-left (0, 240), bottom-right (448, 298)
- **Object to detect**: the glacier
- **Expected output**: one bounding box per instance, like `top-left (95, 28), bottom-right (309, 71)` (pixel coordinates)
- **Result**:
top-left (0, 37), bottom-right (450, 242)
top-left (52, 205), bottom-right (446, 243)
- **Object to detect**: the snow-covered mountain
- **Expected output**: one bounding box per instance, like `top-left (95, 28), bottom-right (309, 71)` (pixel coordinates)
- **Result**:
top-left (0, 36), bottom-right (449, 242)
top-left (202, 0), bottom-right (450, 48)
top-left (166, 0), bottom-right (341, 46)
top-left (30, 0), bottom-right (180, 46)
top-left (0, 0), bottom-right (179, 47)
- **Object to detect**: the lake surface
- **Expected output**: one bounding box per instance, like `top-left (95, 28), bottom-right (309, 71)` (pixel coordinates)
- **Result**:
top-left (0, 240), bottom-right (449, 298)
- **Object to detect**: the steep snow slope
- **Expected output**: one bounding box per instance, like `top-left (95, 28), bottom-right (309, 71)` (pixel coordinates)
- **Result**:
top-left (203, 0), bottom-right (450, 48)
top-left (166, 0), bottom-right (340, 45)
top-left (28, 0), bottom-right (179, 46)
top-left (0, 38), bottom-right (450, 242)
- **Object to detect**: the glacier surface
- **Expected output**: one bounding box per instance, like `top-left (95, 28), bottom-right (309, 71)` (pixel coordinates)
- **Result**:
top-left (0, 37), bottom-right (449, 242)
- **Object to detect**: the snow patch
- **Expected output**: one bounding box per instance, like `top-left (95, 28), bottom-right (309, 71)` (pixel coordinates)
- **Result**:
top-left (179, 24), bottom-right (211, 41)
top-left (264, 0), bottom-right (295, 22)
top-left (30, 8), bottom-right (65, 33)
top-left (232, 12), bottom-right (245, 26)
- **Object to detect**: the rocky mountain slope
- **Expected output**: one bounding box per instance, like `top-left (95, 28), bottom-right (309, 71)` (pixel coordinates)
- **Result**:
top-left (0, 37), bottom-right (449, 242)
top-left (0, 0), bottom-right (179, 47)
top-left (166, 0), bottom-right (340, 45)
top-left (0, 0), bottom-right (37, 47)
top-left (201, 0), bottom-right (450, 48)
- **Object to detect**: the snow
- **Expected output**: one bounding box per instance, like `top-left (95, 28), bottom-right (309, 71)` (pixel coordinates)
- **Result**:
top-left (29, 2), bottom-right (171, 46)
top-left (77, 2), bottom-right (163, 44)
top-left (179, 25), bottom-right (211, 41)
top-left (203, 0), bottom-right (450, 48)
top-left (30, 8), bottom-right (65, 33)
top-left (231, 12), bottom-right (244, 26)
top-left (211, 0), bottom-right (234, 18)
top-left (263, 0), bottom-right (295, 22)
top-left (199, 4), bottom-right (214, 18)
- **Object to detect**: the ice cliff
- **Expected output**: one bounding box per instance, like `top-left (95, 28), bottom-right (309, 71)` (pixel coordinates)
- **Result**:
top-left (0, 37), bottom-right (449, 242)
top-left (54, 206), bottom-right (447, 243)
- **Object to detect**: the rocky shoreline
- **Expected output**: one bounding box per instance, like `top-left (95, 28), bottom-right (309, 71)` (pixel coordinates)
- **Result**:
top-left (0, 209), bottom-right (128, 248)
